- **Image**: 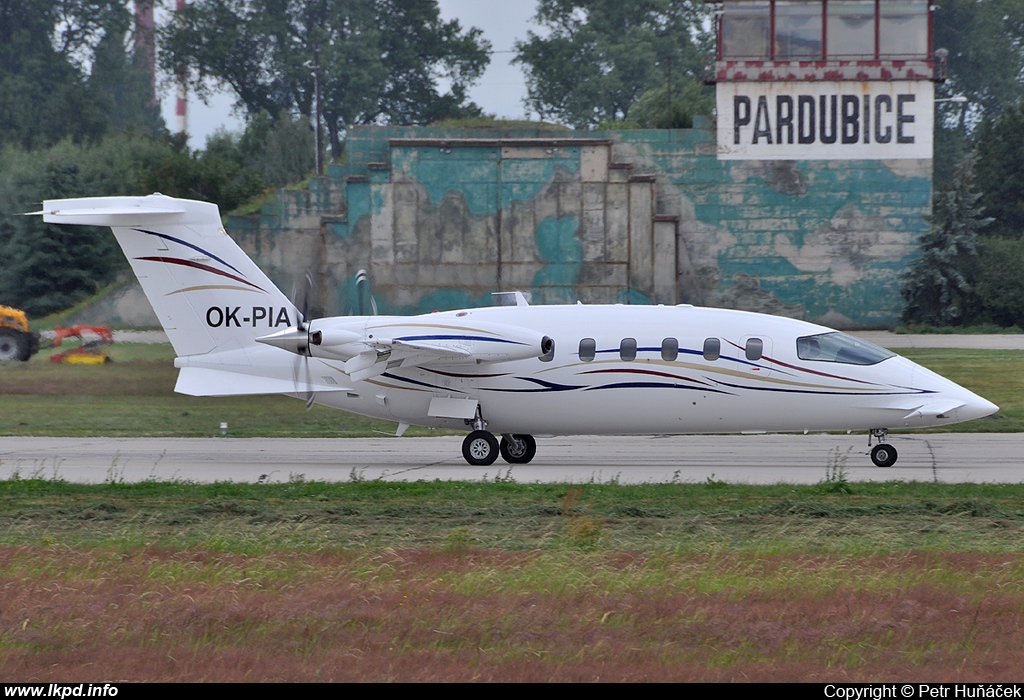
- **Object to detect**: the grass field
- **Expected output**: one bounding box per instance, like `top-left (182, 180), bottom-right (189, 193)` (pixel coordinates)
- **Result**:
top-left (0, 343), bottom-right (435, 437)
top-left (2, 479), bottom-right (1024, 681)
top-left (2, 343), bottom-right (1023, 681)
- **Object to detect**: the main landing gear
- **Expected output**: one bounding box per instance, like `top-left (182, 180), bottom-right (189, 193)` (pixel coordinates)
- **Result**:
top-left (462, 430), bottom-right (499, 465)
top-left (461, 409), bottom-right (536, 466)
top-left (868, 428), bottom-right (898, 468)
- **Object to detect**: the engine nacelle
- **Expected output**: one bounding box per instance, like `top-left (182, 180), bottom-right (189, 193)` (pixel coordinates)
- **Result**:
top-left (306, 326), bottom-right (366, 360)
top-left (260, 316), bottom-right (552, 368)
top-left (368, 319), bottom-right (552, 364)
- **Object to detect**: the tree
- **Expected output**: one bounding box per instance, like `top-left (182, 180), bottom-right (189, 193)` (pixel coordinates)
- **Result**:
top-left (0, 126), bottom-right (281, 316)
top-left (931, 0), bottom-right (1024, 192)
top-left (606, 82), bottom-right (713, 129)
top-left (901, 158), bottom-right (991, 327)
top-left (235, 112), bottom-right (316, 188)
top-left (159, 0), bottom-right (491, 158)
top-left (374, 0), bottom-right (490, 125)
top-left (933, 0), bottom-right (1024, 122)
top-left (88, 22), bottom-right (164, 135)
top-left (514, 0), bottom-right (712, 129)
top-left (0, 0), bottom-right (140, 149)
top-left (138, 134), bottom-right (265, 213)
top-left (973, 238), bottom-right (1024, 329)
top-left (0, 160), bottom-right (117, 316)
top-left (974, 105), bottom-right (1024, 240)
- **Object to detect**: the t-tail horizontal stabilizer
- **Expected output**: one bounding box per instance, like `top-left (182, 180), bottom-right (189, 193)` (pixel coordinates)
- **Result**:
top-left (36, 194), bottom-right (308, 397)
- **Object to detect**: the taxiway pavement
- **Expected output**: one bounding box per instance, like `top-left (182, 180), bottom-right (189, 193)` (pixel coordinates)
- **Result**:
top-left (7, 332), bottom-right (1018, 485)
top-left (0, 433), bottom-right (1019, 485)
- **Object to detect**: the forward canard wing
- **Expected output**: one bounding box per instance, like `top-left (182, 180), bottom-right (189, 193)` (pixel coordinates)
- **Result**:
top-left (855, 397), bottom-right (969, 421)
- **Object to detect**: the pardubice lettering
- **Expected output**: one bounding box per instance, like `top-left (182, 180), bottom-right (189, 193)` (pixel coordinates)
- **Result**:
top-left (732, 93), bottom-right (917, 146)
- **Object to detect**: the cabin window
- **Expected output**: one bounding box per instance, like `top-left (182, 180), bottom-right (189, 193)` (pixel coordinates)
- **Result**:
top-left (620, 338), bottom-right (637, 362)
top-left (797, 332), bottom-right (895, 365)
top-left (579, 338), bottom-right (596, 362)
top-left (745, 338), bottom-right (763, 361)
top-left (661, 337), bottom-right (679, 362)
top-left (703, 337), bottom-right (720, 361)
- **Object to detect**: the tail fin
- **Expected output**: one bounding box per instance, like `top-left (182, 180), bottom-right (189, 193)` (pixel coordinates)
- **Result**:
top-left (40, 194), bottom-right (298, 358)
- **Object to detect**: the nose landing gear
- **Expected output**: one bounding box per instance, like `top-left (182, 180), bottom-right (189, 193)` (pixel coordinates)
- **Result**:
top-left (868, 428), bottom-right (898, 467)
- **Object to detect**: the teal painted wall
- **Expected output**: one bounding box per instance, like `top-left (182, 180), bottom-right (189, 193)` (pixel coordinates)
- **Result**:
top-left (226, 121), bottom-right (929, 328)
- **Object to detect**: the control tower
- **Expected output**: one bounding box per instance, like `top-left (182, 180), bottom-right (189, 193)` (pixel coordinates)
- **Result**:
top-left (710, 0), bottom-right (938, 160)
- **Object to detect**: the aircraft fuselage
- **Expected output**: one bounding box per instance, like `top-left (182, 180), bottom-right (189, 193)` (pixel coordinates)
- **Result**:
top-left (302, 303), bottom-right (995, 437)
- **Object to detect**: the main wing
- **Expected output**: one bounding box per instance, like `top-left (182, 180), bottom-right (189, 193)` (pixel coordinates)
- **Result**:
top-left (259, 317), bottom-right (553, 382)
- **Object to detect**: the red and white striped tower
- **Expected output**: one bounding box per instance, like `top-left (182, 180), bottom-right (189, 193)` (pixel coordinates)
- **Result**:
top-left (174, 0), bottom-right (188, 134)
top-left (133, 0), bottom-right (157, 109)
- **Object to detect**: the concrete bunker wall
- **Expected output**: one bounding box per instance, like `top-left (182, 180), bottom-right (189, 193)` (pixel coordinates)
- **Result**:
top-left (225, 122), bottom-right (929, 328)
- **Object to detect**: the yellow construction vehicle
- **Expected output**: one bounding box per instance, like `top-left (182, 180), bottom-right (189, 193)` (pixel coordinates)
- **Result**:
top-left (0, 305), bottom-right (41, 361)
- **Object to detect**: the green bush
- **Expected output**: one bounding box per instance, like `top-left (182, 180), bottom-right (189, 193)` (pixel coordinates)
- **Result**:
top-left (973, 238), bottom-right (1024, 328)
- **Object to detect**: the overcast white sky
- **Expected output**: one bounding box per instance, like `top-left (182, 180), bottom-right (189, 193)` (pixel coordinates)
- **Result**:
top-left (161, 0), bottom-right (542, 149)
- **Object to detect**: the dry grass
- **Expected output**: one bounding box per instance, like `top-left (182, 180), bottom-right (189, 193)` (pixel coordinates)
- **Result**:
top-left (3, 455), bottom-right (1024, 681)
top-left (1, 341), bottom-right (1021, 681)
top-left (3, 546), bottom-right (1023, 682)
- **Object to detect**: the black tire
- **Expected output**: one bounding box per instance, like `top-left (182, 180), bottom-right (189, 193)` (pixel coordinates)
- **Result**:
top-left (0, 328), bottom-right (27, 362)
top-left (462, 430), bottom-right (499, 466)
top-left (871, 443), bottom-right (898, 468)
top-left (500, 434), bottom-right (537, 464)
top-left (25, 331), bottom-right (40, 360)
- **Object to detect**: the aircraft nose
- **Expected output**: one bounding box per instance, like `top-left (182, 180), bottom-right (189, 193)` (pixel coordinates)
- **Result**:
top-left (903, 357), bottom-right (998, 425)
top-left (959, 393), bottom-right (999, 423)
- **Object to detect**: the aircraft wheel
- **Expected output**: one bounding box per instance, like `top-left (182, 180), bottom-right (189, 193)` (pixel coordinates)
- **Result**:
top-left (462, 430), bottom-right (499, 466)
top-left (0, 328), bottom-right (26, 362)
top-left (500, 434), bottom-right (537, 464)
top-left (871, 443), bottom-right (898, 468)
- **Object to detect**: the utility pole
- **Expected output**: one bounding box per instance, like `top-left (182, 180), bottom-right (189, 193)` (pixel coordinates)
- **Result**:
top-left (666, 54), bottom-right (672, 126)
top-left (313, 42), bottom-right (323, 175)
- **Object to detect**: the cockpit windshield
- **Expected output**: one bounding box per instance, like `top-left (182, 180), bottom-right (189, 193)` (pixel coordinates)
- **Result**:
top-left (796, 332), bottom-right (895, 366)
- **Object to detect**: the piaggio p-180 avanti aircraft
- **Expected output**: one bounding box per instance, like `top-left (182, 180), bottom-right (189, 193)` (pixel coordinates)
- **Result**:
top-left (37, 194), bottom-right (997, 467)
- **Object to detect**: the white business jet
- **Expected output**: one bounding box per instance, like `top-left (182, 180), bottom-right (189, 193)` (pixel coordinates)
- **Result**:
top-left (38, 194), bottom-right (997, 468)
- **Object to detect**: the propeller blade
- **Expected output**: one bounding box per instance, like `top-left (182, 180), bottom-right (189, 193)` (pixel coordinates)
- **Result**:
top-left (298, 271), bottom-right (314, 331)
top-left (280, 270), bottom-right (317, 408)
